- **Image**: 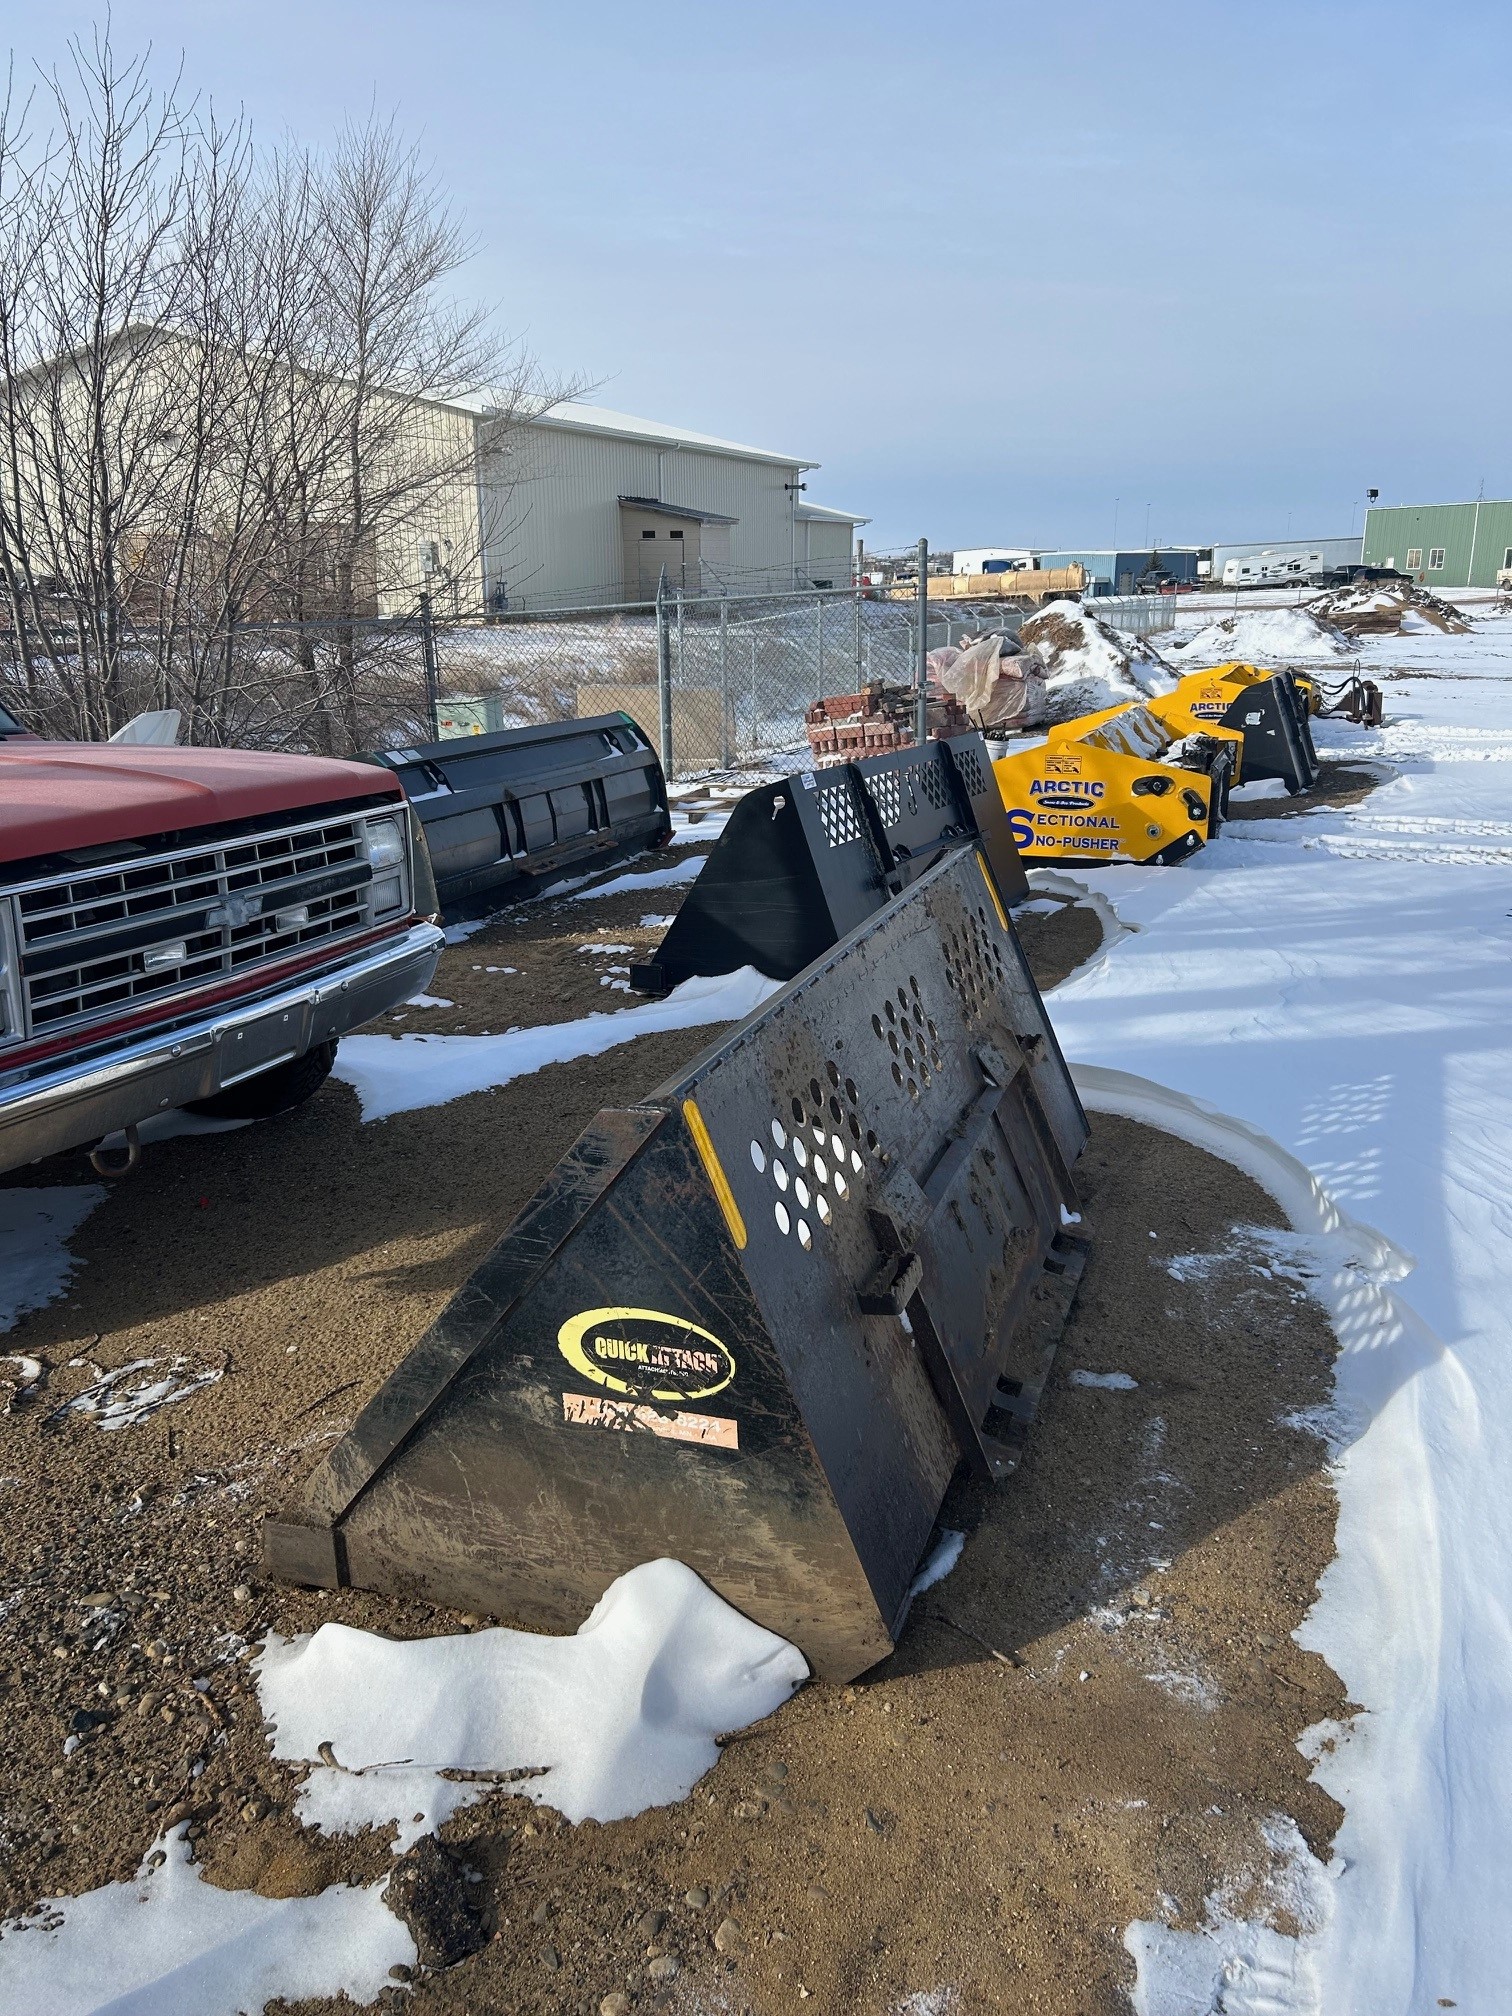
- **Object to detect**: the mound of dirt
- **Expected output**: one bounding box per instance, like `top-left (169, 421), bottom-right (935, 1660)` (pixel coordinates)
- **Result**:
top-left (1312, 581), bottom-right (1471, 636)
top-left (1018, 600), bottom-right (1174, 721)
top-left (1173, 605), bottom-right (1348, 667)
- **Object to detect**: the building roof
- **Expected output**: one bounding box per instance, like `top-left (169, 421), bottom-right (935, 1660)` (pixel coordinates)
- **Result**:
top-left (796, 500), bottom-right (869, 527)
top-left (455, 391), bottom-right (816, 469)
top-left (618, 495), bottom-right (738, 525)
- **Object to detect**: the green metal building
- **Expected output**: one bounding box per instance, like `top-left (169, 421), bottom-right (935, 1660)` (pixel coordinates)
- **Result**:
top-left (1362, 499), bottom-right (1512, 588)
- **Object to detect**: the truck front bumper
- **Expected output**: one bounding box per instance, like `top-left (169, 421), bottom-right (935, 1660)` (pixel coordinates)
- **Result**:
top-left (0, 920), bottom-right (443, 1175)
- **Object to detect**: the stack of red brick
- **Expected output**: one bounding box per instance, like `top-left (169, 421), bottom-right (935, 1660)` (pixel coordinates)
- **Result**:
top-left (803, 683), bottom-right (968, 765)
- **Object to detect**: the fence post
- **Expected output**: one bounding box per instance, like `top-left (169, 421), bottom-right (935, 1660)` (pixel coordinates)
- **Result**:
top-left (719, 597), bottom-right (732, 767)
top-left (418, 591), bottom-right (441, 743)
top-left (655, 567), bottom-right (674, 780)
top-left (816, 597), bottom-right (825, 701)
top-left (914, 537), bottom-right (929, 747)
top-left (853, 575), bottom-right (863, 684)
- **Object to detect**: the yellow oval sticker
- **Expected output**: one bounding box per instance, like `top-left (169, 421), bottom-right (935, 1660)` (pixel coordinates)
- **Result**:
top-left (557, 1307), bottom-right (735, 1403)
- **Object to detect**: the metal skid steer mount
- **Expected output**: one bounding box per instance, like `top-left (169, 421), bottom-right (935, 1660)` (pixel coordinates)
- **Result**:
top-left (375, 713), bottom-right (671, 911)
top-left (630, 731), bottom-right (1028, 997)
top-left (1221, 673), bottom-right (1319, 794)
top-left (264, 846), bottom-right (1089, 1681)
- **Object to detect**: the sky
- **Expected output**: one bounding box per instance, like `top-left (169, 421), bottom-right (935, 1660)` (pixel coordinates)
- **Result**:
top-left (4, 0), bottom-right (1511, 553)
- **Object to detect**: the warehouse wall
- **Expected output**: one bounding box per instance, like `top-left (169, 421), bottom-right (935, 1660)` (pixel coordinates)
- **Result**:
top-left (1363, 502), bottom-right (1512, 588)
top-left (479, 420), bottom-right (810, 607)
top-left (797, 517), bottom-right (855, 587)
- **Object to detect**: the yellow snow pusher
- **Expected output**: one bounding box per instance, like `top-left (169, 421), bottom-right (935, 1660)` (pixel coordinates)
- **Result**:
top-left (1146, 665), bottom-right (1320, 791)
top-left (992, 700), bottom-right (1244, 867)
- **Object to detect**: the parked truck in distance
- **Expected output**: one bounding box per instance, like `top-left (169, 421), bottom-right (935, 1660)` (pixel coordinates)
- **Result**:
top-left (0, 702), bottom-right (443, 1177)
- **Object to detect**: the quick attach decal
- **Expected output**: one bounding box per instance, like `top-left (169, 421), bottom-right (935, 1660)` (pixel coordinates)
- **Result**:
top-left (557, 1306), bottom-right (736, 1403)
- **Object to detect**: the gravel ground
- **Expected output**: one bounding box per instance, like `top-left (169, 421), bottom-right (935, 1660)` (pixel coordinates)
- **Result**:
top-left (0, 860), bottom-right (1344, 2016)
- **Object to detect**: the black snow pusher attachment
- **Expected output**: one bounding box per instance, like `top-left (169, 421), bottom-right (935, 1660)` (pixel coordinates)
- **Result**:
top-left (1152, 666), bottom-right (1320, 794)
top-left (375, 714), bottom-right (671, 910)
top-left (263, 846), bottom-right (1088, 1681)
top-left (629, 731), bottom-right (1027, 997)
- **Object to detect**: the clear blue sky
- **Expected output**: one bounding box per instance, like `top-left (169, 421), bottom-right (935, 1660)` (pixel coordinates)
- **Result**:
top-left (7, 0), bottom-right (1512, 552)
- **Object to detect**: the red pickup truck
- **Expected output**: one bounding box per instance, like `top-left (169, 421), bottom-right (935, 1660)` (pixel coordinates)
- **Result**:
top-left (0, 702), bottom-right (443, 1175)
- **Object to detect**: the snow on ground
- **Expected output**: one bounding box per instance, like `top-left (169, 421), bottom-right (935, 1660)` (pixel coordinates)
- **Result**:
top-left (1124, 1814), bottom-right (1331, 2016)
top-left (0, 1829), bottom-right (413, 2016)
top-left (906, 1528), bottom-right (966, 1602)
top-left (333, 965), bottom-right (780, 1121)
top-left (565, 853), bottom-right (708, 901)
top-left (1169, 604), bottom-right (1348, 666)
top-left (2, 1564), bottom-right (806, 2012)
top-left (0, 1186), bottom-right (105, 1333)
top-left (255, 1560), bottom-right (808, 1852)
top-left (1047, 610), bottom-right (1512, 2011)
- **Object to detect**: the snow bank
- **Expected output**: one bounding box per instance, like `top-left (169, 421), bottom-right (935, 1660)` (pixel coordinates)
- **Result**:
top-left (0, 1827), bottom-right (413, 2016)
top-left (255, 1559), bottom-right (808, 1850)
top-left (333, 965), bottom-right (780, 1121)
top-left (1046, 624), bottom-right (1512, 2011)
top-left (1172, 605), bottom-right (1347, 666)
top-left (1019, 601), bottom-right (1175, 719)
top-left (0, 1186), bottom-right (105, 1333)
top-left (1312, 582), bottom-right (1471, 637)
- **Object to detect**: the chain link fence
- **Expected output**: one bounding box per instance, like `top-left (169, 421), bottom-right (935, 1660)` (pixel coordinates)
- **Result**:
top-left (1, 581), bottom-right (1179, 779)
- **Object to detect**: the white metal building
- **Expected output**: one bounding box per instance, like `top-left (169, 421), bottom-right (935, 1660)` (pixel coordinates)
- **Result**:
top-left (951, 547), bottom-right (1034, 576)
top-left (468, 401), bottom-right (866, 610)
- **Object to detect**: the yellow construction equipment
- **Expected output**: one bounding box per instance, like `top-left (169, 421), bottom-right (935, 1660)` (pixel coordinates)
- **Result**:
top-left (1144, 665), bottom-right (1319, 794)
top-left (992, 700), bottom-right (1243, 867)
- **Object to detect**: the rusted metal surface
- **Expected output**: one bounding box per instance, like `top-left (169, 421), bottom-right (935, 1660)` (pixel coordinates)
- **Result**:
top-left (264, 846), bottom-right (1087, 1681)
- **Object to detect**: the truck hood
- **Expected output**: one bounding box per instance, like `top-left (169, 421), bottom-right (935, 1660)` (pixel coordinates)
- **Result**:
top-left (0, 740), bottom-right (401, 866)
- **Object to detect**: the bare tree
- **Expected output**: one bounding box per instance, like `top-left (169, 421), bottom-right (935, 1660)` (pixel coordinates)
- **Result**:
top-left (0, 34), bottom-right (572, 752)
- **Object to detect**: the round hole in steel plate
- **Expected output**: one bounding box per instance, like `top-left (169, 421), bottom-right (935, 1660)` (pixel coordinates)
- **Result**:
top-left (774, 1200), bottom-right (790, 1235)
top-left (795, 1177), bottom-right (811, 1209)
top-left (792, 1137), bottom-right (808, 1168)
top-left (749, 1140), bottom-right (766, 1173)
top-left (773, 1160), bottom-right (789, 1191)
top-left (771, 1118), bottom-right (786, 1149)
top-left (797, 1218), bottom-right (812, 1251)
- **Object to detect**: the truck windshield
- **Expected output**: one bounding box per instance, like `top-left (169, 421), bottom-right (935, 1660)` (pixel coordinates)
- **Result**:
top-left (0, 702), bottom-right (24, 736)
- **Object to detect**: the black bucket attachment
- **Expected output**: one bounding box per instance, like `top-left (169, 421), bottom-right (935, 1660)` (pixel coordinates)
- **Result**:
top-left (376, 714), bottom-right (670, 910)
top-left (264, 845), bottom-right (1088, 1681)
top-left (1221, 674), bottom-right (1319, 794)
top-left (630, 732), bottom-right (1027, 998)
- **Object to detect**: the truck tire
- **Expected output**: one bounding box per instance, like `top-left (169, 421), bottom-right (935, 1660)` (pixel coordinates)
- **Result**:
top-left (188, 1040), bottom-right (338, 1122)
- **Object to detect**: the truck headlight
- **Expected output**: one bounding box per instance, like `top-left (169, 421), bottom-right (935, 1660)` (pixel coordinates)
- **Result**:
top-left (364, 813), bottom-right (410, 920)
top-left (365, 816), bottom-right (406, 871)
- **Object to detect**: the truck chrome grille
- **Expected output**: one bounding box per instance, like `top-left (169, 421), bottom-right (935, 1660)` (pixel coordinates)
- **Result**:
top-left (13, 814), bottom-right (379, 1036)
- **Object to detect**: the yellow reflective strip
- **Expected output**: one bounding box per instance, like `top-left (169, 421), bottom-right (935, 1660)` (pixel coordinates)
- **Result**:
top-left (682, 1097), bottom-right (747, 1250)
top-left (976, 849), bottom-right (1009, 932)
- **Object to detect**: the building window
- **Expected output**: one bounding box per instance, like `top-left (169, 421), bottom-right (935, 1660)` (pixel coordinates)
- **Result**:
top-left (669, 529), bottom-right (684, 541)
top-left (1405, 548), bottom-right (1422, 570)
top-left (1428, 547), bottom-right (1446, 571)
top-left (641, 529), bottom-right (656, 539)
top-left (1504, 547), bottom-right (1512, 569)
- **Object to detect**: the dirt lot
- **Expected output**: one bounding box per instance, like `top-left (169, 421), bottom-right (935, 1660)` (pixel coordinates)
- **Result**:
top-left (1226, 757), bottom-right (1384, 822)
top-left (0, 858), bottom-right (1344, 2015)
